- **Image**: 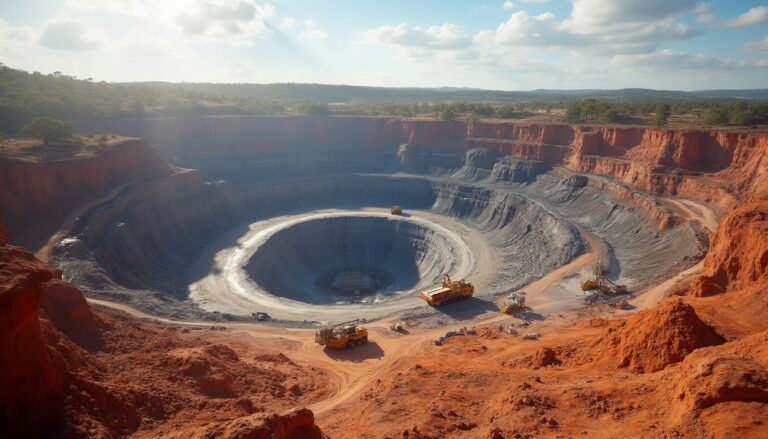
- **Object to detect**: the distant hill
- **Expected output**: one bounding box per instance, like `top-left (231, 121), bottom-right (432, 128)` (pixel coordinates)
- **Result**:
top-left (134, 82), bottom-right (768, 103)
top-left (1, 62), bottom-right (766, 133)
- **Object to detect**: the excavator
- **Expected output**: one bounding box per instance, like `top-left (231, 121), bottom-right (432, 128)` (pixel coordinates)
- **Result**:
top-left (581, 261), bottom-right (627, 300)
top-left (418, 274), bottom-right (474, 306)
top-left (314, 320), bottom-right (369, 349)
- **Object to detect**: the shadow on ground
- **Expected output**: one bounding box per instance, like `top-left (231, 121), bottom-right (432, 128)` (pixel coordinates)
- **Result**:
top-left (323, 341), bottom-right (384, 362)
top-left (432, 297), bottom-right (498, 320)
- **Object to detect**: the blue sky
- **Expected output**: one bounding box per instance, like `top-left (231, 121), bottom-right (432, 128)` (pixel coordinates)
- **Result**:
top-left (0, 0), bottom-right (767, 90)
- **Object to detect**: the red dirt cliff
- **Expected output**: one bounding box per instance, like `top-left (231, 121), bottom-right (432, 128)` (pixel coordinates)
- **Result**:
top-left (97, 116), bottom-right (766, 211)
top-left (689, 201), bottom-right (768, 297)
top-left (0, 239), bottom-right (64, 436)
top-left (0, 139), bottom-right (171, 243)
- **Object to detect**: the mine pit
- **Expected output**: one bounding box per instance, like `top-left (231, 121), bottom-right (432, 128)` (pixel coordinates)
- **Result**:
top-left (47, 122), bottom-right (708, 324)
top-left (243, 214), bottom-right (466, 304)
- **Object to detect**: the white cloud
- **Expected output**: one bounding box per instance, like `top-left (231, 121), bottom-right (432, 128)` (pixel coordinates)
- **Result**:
top-left (65, 0), bottom-right (157, 16)
top-left (281, 18), bottom-right (328, 41)
top-left (563, 0), bottom-right (696, 31)
top-left (0, 18), bottom-right (34, 44)
top-left (495, 11), bottom-right (563, 44)
top-left (520, 0), bottom-right (550, 3)
top-left (612, 49), bottom-right (768, 70)
top-left (174, 1), bottom-right (275, 45)
top-left (119, 32), bottom-right (178, 57)
top-left (502, 1), bottom-right (515, 10)
top-left (745, 35), bottom-right (768, 52)
top-left (694, 2), bottom-right (713, 24)
top-left (357, 0), bottom-right (707, 73)
top-left (301, 29), bottom-right (327, 40)
top-left (361, 23), bottom-right (473, 51)
top-left (39, 19), bottom-right (103, 51)
top-left (694, 2), bottom-right (712, 14)
top-left (722, 6), bottom-right (768, 28)
top-left (280, 17), bottom-right (298, 29)
top-left (491, 7), bottom-right (697, 55)
top-left (68, 0), bottom-right (277, 45)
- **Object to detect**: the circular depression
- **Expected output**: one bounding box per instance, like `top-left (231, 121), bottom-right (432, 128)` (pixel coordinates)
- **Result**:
top-left (245, 215), bottom-right (464, 304)
top-left (187, 210), bottom-right (499, 321)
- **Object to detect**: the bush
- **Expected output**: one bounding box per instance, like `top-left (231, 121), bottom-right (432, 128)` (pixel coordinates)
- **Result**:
top-left (495, 105), bottom-right (517, 119)
top-left (302, 103), bottom-right (330, 115)
top-left (20, 117), bottom-right (73, 144)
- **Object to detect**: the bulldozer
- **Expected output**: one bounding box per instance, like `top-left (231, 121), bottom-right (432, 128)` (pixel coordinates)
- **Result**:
top-left (314, 320), bottom-right (368, 349)
top-left (391, 205), bottom-right (403, 215)
top-left (418, 274), bottom-right (474, 306)
top-left (501, 291), bottom-right (526, 313)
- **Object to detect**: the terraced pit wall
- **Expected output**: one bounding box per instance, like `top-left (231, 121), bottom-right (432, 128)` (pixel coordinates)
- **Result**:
top-left (45, 116), bottom-right (723, 320)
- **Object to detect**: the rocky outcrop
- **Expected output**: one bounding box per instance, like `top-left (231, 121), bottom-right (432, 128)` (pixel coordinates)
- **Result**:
top-left (689, 201), bottom-right (768, 297)
top-left (0, 139), bottom-right (171, 242)
top-left (41, 279), bottom-right (99, 348)
top-left (179, 408), bottom-right (322, 439)
top-left (0, 239), bottom-right (64, 436)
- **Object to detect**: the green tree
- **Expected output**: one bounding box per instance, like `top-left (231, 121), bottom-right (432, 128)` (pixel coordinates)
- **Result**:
top-left (706, 106), bottom-right (730, 126)
top-left (20, 117), bottom-right (74, 145)
top-left (598, 109), bottom-right (619, 123)
top-left (440, 108), bottom-right (456, 120)
top-left (655, 103), bottom-right (671, 127)
top-left (0, 130), bottom-right (6, 152)
top-left (565, 103), bottom-right (582, 123)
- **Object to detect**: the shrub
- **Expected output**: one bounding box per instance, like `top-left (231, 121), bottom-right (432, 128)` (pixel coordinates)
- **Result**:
top-left (20, 117), bottom-right (73, 144)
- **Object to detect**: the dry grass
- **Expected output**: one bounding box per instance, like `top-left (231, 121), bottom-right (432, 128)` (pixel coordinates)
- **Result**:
top-left (0, 134), bottom-right (135, 162)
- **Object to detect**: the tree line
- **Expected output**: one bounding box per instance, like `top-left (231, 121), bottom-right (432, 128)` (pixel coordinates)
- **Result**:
top-left (2, 63), bottom-right (767, 136)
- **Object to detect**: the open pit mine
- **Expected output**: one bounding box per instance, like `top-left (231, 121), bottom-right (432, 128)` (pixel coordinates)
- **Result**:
top-left (2, 116), bottom-right (768, 438)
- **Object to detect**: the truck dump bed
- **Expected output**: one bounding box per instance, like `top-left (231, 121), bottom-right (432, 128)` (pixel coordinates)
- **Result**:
top-left (418, 287), bottom-right (453, 305)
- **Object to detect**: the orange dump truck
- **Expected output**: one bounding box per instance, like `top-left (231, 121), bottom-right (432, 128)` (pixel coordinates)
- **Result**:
top-left (314, 321), bottom-right (369, 349)
top-left (418, 274), bottom-right (474, 305)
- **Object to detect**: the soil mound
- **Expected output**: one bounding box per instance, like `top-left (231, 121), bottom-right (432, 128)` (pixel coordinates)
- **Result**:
top-left (666, 330), bottom-right (768, 435)
top-left (595, 299), bottom-right (724, 373)
top-left (690, 201), bottom-right (768, 297)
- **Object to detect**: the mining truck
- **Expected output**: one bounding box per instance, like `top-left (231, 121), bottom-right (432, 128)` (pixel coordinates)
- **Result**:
top-left (391, 205), bottom-right (403, 215)
top-left (418, 274), bottom-right (474, 306)
top-left (314, 320), bottom-right (369, 349)
top-left (501, 291), bottom-right (526, 313)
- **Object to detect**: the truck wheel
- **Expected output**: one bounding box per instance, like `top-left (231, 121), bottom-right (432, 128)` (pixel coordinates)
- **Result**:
top-left (362, 338), bottom-right (368, 343)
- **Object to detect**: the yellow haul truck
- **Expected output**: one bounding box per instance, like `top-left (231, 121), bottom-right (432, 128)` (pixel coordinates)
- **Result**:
top-left (314, 320), bottom-right (369, 349)
top-left (418, 274), bottom-right (474, 306)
